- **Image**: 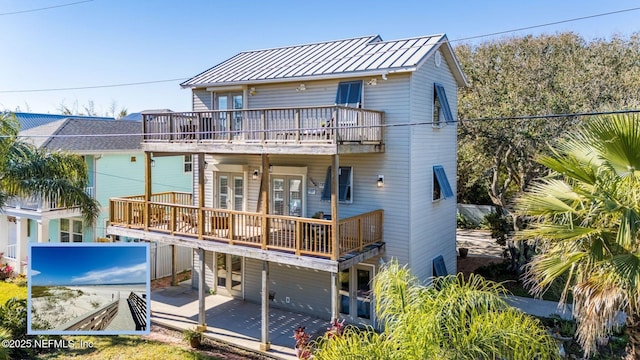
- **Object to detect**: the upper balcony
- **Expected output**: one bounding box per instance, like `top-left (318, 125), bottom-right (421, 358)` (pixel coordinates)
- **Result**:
top-left (5, 186), bottom-right (95, 213)
top-left (141, 106), bottom-right (384, 155)
top-left (108, 192), bottom-right (384, 267)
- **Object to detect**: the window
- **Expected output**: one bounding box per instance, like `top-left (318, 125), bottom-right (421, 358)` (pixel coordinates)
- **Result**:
top-left (433, 165), bottom-right (454, 201)
top-left (184, 154), bottom-right (193, 173)
top-left (321, 166), bottom-right (353, 203)
top-left (335, 81), bottom-right (363, 108)
top-left (60, 219), bottom-right (83, 242)
top-left (433, 83), bottom-right (453, 126)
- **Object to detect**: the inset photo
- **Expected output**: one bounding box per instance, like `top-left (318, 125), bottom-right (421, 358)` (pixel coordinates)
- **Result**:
top-left (27, 243), bottom-right (150, 335)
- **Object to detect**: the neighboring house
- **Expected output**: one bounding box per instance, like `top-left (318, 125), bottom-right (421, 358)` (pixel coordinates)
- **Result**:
top-left (0, 116), bottom-right (193, 274)
top-left (107, 34), bottom-right (467, 349)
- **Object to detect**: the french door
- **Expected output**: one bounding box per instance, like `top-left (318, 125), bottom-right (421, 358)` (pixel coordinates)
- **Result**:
top-left (271, 175), bottom-right (303, 217)
top-left (217, 173), bottom-right (244, 211)
top-left (216, 253), bottom-right (242, 297)
top-left (339, 264), bottom-right (374, 323)
top-left (215, 92), bottom-right (243, 139)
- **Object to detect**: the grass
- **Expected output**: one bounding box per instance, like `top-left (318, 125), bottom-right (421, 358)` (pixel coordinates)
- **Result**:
top-left (0, 281), bottom-right (27, 304)
top-left (35, 335), bottom-right (222, 360)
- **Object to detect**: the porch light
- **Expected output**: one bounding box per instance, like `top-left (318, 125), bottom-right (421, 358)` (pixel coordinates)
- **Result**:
top-left (377, 175), bottom-right (384, 188)
top-left (252, 169), bottom-right (260, 180)
top-left (249, 87), bottom-right (256, 96)
top-left (367, 78), bottom-right (377, 86)
top-left (296, 84), bottom-right (306, 92)
top-left (151, 159), bottom-right (155, 167)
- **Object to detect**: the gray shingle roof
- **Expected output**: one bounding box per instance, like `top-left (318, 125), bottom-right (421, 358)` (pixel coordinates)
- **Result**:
top-left (181, 34), bottom-right (466, 88)
top-left (19, 119), bottom-right (142, 152)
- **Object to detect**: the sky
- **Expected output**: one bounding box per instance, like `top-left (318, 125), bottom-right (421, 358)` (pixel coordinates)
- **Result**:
top-left (30, 244), bottom-right (148, 286)
top-left (1, 0), bottom-right (640, 115)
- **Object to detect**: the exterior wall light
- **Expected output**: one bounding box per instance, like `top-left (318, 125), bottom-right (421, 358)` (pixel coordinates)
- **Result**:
top-left (296, 84), bottom-right (306, 92)
top-left (249, 87), bottom-right (256, 96)
top-left (252, 169), bottom-right (260, 180)
top-left (377, 175), bottom-right (384, 187)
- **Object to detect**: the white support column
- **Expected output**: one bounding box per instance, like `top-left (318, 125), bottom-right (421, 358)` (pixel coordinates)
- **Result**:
top-left (197, 248), bottom-right (207, 331)
top-left (331, 271), bottom-right (338, 320)
top-left (260, 260), bottom-right (270, 351)
top-left (0, 217), bottom-right (7, 258)
top-left (37, 219), bottom-right (50, 243)
top-left (15, 217), bottom-right (23, 274)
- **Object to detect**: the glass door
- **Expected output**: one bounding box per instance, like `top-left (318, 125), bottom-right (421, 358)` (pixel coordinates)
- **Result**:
top-left (217, 173), bottom-right (244, 211)
top-left (215, 93), bottom-right (243, 140)
top-left (216, 253), bottom-right (243, 297)
top-left (271, 175), bottom-right (303, 217)
top-left (339, 264), bottom-right (374, 323)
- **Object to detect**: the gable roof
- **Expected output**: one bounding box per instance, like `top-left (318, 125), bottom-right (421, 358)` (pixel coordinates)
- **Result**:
top-left (181, 34), bottom-right (467, 88)
top-left (10, 112), bottom-right (115, 131)
top-left (19, 119), bottom-right (142, 152)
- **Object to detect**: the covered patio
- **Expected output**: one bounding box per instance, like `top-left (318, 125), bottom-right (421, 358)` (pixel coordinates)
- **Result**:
top-left (151, 281), bottom-right (329, 359)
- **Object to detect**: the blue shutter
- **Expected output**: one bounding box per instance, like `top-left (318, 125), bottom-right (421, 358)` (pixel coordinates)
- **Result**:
top-left (336, 81), bottom-right (363, 107)
top-left (433, 255), bottom-right (448, 276)
top-left (338, 167), bottom-right (352, 202)
top-left (321, 166), bottom-right (352, 202)
top-left (321, 167), bottom-right (332, 201)
top-left (434, 83), bottom-right (453, 122)
top-left (433, 165), bottom-right (454, 199)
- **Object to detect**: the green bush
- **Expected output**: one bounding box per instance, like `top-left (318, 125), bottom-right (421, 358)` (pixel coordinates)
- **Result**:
top-left (457, 213), bottom-right (479, 229)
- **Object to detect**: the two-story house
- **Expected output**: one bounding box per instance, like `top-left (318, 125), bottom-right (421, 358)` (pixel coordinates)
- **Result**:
top-left (107, 34), bottom-right (467, 349)
top-left (0, 116), bottom-right (193, 275)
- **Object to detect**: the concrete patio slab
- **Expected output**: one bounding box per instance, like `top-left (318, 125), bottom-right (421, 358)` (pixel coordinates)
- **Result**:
top-left (150, 282), bottom-right (330, 359)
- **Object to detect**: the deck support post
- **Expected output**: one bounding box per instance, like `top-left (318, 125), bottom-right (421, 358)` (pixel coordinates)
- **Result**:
top-left (197, 153), bottom-right (205, 239)
top-left (260, 154), bottom-right (270, 250)
top-left (197, 247), bottom-right (207, 331)
top-left (331, 155), bottom-right (339, 260)
top-left (144, 152), bottom-right (152, 231)
top-left (331, 271), bottom-right (338, 320)
top-left (171, 244), bottom-right (178, 286)
top-left (260, 260), bottom-right (271, 351)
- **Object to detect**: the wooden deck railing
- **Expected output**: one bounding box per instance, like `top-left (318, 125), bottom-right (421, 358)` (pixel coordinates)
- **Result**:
top-left (142, 106), bottom-right (384, 145)
top-left (55, 299), bottom-right (119, 331)
top-left (110, 194), bottom-right (383, 260)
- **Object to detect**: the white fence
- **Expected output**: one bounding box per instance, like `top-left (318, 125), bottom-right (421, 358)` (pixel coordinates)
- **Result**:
top-left (149, 242), bottom-right (192, 280)
top-left (5, 244), bottom-right (17, 260)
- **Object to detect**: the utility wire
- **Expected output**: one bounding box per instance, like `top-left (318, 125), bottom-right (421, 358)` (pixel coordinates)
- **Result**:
top-left (0, 78), bottom-right (189, 93)
top-left (0, 6), bottom-right (638, 93)
top-left (449, 6), bottom-right (640, 42)
top-left (0, 0), bottom-right (94, 16)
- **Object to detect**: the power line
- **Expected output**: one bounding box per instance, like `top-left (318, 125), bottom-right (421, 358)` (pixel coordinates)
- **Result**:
top-left (449, 6), bottom-right (640, 42)
top-left (0, 6), bottom-right (638, 94)
top-left (0, 0), bottom-right (94, 16)
top-left (0, 78), bottom-right (188, 93)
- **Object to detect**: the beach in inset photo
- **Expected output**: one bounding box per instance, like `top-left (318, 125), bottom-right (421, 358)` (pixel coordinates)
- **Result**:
top-left (28, 243), bottom-right (149, 335)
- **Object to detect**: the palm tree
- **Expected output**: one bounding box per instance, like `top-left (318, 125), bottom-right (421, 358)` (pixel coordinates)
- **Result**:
top-left (0, 113), bottom-right (99, 224)
top-left (516, 112), bottom-right (640, 358)
top-left (313, 260), bottom-right (558, 359)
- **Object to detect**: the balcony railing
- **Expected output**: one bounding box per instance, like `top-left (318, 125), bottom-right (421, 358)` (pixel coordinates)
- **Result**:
top-left (142, 106), bottom-right (384, 145)
top-left (6, 244), bottom-right (17, 260)
top-left (5, 186), bottom-right (96, 211)
top-left (109, 192), bottom-right (383, 260)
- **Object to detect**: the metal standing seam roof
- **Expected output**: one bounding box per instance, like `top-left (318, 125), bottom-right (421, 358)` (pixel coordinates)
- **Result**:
top-left (181, 34), bottom-right (464, 88)
top-left (19, 119), bottom-right (142, 152)
top-left (9, 112), bottom-right (116, 131)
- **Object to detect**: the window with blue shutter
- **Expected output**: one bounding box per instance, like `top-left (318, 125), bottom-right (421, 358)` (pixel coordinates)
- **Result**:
top-left (434, 83), bottom-right (453, 123)
top-left (335, 81), bottom-right (363, 108)
top-left (321, 166), bottom-right (353, 203)
top-left (433, 165), bottom-right (454, 200)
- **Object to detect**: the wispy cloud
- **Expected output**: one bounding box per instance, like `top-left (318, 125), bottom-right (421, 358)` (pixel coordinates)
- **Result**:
top-left (31, 269), bottom-right (41, 276)
top-left (71, 263), bottom-right (147, 284)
